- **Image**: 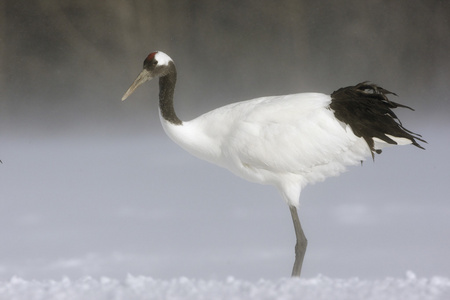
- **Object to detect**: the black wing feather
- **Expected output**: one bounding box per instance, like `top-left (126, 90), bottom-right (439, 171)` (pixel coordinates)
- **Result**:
top-left (330, 82), bottom-right (426, 159)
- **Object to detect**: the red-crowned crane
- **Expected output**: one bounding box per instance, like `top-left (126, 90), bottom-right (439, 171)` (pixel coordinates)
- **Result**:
top-left (122, 51), bottom-right (426, 277)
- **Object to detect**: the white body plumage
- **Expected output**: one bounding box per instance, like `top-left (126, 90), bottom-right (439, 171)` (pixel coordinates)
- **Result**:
top-left (160, 93), bottom-right (372, 207)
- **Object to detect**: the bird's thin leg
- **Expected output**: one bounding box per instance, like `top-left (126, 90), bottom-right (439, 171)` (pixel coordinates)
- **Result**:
top-left (289, 205), bottom-right (308, 277)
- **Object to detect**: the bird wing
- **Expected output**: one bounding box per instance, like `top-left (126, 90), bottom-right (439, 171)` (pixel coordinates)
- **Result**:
top-left (199, 93), bottom-right (370, 186)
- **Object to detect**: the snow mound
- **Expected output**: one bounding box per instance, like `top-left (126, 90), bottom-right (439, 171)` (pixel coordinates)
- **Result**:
top-left (0, 272), bottom-right (449, 300)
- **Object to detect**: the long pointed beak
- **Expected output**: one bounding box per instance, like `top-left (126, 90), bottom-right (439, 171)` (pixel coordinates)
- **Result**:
top-left (121, 69), bottom-right (152, 101)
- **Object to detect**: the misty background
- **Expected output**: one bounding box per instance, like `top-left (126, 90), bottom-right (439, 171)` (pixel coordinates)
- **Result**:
top-left (0, 0), bottom-right (449, 280)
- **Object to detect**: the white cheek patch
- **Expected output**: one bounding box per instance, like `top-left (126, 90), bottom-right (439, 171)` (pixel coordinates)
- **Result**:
top-left (155, 52), bottom-right (172, 66)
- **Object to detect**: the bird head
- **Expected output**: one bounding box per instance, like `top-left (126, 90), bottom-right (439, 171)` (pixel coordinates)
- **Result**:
top-left (122, 51), bottom-right (174, 101)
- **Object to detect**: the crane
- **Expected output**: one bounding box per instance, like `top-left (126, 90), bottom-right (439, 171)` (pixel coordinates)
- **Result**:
top-left (122, 51), bottom-right (426, 277)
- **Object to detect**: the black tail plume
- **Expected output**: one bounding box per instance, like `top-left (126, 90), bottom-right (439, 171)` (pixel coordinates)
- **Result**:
top-left (330, 82), bottom-right (426, 159)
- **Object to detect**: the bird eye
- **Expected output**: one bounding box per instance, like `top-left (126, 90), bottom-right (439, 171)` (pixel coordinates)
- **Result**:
top-left (153, 60), bottom-right (158, 66)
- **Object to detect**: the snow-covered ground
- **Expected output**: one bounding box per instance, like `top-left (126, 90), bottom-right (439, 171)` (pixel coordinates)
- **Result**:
top-left (1, 272), bottom-right (449, 300)
top-left (0, 117), bottom-right (449, 298)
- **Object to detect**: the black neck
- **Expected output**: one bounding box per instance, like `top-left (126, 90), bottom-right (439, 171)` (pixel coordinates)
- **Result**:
top-left (159, 63), bottom-right (182, 125)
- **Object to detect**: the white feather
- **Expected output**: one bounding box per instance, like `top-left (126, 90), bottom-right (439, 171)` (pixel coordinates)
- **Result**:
top-left (161, 93), bottom-right (372, 207)
top-left (155, 52), bottom-right (172, 66)
top-left (373, 135), bottom-right (412, 149)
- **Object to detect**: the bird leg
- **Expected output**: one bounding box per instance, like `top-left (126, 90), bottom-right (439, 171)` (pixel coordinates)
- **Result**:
top-left (289, 205), bottom-right (308, 277)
